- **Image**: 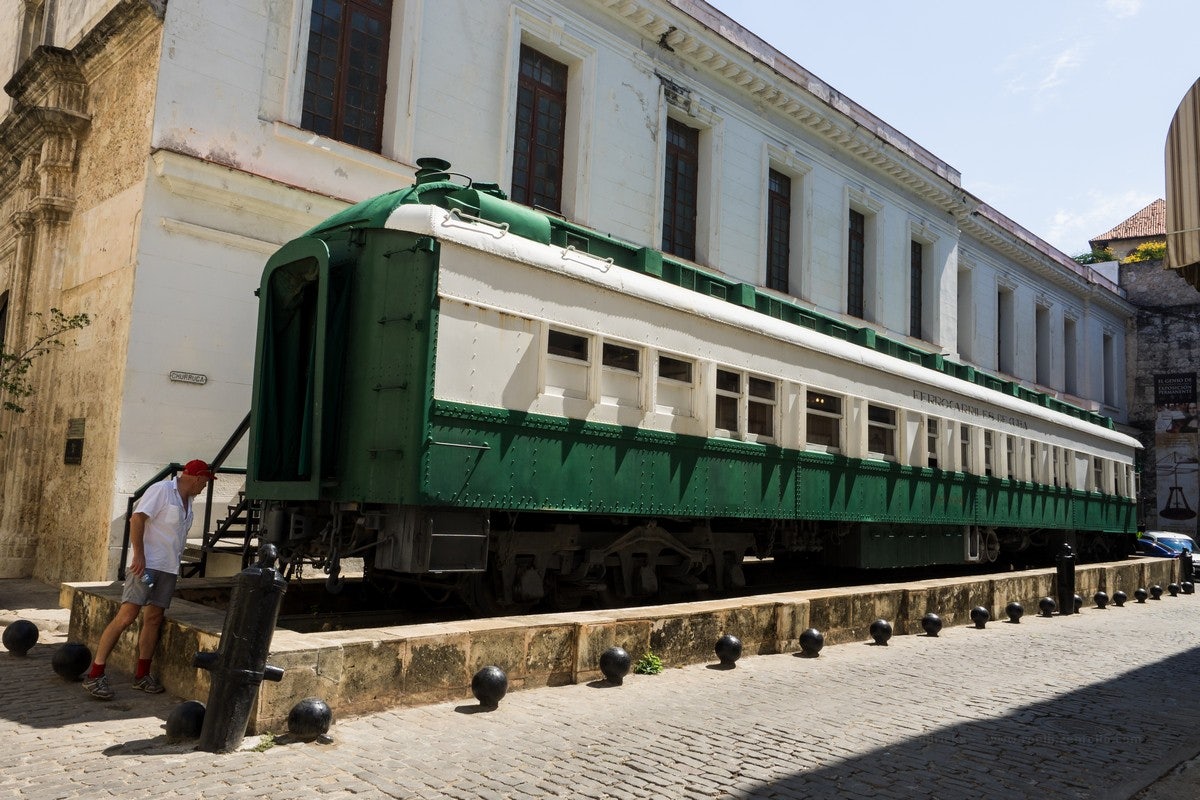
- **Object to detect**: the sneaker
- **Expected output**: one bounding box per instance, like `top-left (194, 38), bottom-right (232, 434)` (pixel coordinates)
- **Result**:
top-left (131, 674), bottom-right (164, 694)
top-left (83, 674), bottom-right (114, 700)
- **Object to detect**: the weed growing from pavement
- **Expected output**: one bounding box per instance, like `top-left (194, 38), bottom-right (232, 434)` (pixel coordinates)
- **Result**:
top-left (634, 651), bottom-right (663, 674)
top-left (251, 733), bottom-right (276, 752)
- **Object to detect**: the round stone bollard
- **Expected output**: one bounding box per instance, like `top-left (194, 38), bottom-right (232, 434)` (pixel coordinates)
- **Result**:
top-left (1168, 583), bottom-right (1180, 597)
top-left (970, 606), bottom-right (990, 629)
top-left (799, 628), bottom-right (824, 657)
top-left (472, 666), bottom-right (508, 708)
top-left (1183, 582), bottom-right (1195, 595)
top-left (1113, 590), bottom-right (1128, 607)
top-left (166, 700), bottom-right (206, 743)
top-left (1093, 591), bottom-right (1109, 609)
top-left (1134, 588), bottom-right (1148, 603)
top-left (3, 620), bottom-right (38, 657)
top-left (921, 612), bottom-right (943, 636)
top-left (599, 646), bottom-right (631, 684)
top-left (869, 619), bottom-right (892, 646)
top-left (714, 635), bottom-right (743, 667)
top-left (1005, 602), bottom-right (1024, 623)
top-left (1038, 597), bottom-right (1057, 617)
top-left (1073, 595), bottom-right (1084, 613)
top-left (287, 697), bottom-right (332, 741)
top-left (51, 642), bottom-right (92, 681)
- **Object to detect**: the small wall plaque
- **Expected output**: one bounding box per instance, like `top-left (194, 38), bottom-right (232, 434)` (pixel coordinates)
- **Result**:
top-left (64, 417), bottom-right (85, 465)
top-left (169, 371), bottom-right (208, 385)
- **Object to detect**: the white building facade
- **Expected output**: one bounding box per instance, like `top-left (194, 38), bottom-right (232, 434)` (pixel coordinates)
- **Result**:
top-left (0, 0), bottom-right (1132, 582)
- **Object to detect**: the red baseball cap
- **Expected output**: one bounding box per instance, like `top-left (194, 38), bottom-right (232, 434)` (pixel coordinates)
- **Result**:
top-left (183, 459), bottom-right (216, 481)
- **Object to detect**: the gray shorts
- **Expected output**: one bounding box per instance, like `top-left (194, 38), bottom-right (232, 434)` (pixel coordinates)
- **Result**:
top-left (120, 569), bottom-right (178, 608)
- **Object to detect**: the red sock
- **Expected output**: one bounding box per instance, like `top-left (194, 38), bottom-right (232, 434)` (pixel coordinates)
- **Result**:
top-left (87, 662), bottom-right (105, 679)
top-left (135, 659), bottom-right (152, 679)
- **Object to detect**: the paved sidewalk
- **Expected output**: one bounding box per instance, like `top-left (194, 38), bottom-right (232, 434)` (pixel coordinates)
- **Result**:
top-left (2, 578), bottom-right (1200, 799)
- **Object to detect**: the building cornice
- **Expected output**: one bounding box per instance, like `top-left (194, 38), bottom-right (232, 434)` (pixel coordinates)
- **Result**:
top-left (596, 0), bottom-right (1132, 316)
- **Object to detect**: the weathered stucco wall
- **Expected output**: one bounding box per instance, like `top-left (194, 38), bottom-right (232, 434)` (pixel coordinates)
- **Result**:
top-left (0, 2), bottom-right (162, 582)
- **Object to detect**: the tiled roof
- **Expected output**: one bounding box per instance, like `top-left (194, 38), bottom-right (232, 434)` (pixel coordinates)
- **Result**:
top-left (1089, 198), bottom-right (1166, 245)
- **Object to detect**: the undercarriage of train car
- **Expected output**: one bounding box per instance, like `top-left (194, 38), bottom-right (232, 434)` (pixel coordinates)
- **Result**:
top-left (260, 501), bottom-right (1136, 614)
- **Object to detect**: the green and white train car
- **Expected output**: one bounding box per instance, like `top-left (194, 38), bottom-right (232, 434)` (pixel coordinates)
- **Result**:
top-left (248, 161), bottom-right (1139, 610)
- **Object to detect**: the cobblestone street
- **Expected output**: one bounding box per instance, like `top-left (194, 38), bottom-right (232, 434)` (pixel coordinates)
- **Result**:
top-left (3, 580), bottom-right (1200, 799)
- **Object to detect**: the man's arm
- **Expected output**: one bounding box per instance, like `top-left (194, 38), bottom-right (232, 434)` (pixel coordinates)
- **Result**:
top-left (129, 512), bottom-right (149, 576)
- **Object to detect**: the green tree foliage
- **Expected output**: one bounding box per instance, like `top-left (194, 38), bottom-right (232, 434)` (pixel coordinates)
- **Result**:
top-left (1072, 247), bottom-right (1115, 265)
top-left (0, 308), bottom-right (92, 415)
top-left (1121, 240), bottom-right (1167, 264)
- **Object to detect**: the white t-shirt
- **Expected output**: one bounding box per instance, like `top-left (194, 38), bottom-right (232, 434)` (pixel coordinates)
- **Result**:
top-left (132, 477), bottom-right (194, 574)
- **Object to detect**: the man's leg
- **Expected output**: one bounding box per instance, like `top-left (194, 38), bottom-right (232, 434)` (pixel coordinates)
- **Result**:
top-left (131, 604), bottom-right (166, 692)
top-left (83, 602), bottom-right (142, 700)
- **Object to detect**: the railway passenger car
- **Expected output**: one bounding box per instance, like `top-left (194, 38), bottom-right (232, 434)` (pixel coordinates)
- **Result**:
top-left (247, 160), bottom-right (1139, 611)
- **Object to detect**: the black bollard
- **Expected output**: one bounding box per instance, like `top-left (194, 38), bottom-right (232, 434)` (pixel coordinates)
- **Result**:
top-left (599, 646), bottom-right (631, 684)
top-left (166, 700), bottom-right (206, 743)
top-left (869, 619), bottom-right (892, 646)
top-left (714, 634), bottom-right (742, 667)
top-left (287, 697), bottom-right (332, 740)
top-left (799, 628), bottom-right (824, 657)
top-left (1184, 582), bottom-right (1195, 595)
top-left (1038, 597), bottom-right (1057, 617)
top-left (970, 606), bottom-right (990, 629)
top-left (1005, 602), bottom-right (1024, 623)
top-left (3, 620), bottom-right (38, 656)
top-left (472, 666), bottom-right (508, 708)
top-left (1073, 594), bottom-right (1084, 613)
top-left (1055, 543), bottom-right (1077, 615)
top-left (1134, 588), bottom-right (1148, 603)
top-left (1169, 583), bottom-right (1180, 597)
top-left (921, 612), bottom-right (943, 636)
top-left (1094, 591), bottom-right (1109, 609)
top-left (193, 544), bottom-right (287, 753)
top-left (1183, 550), bottom-right (1195, 584)
top-left (1150, 584), bottom-right (1163, 600)
top-left (1113, 590), bottom-right (1127, 607)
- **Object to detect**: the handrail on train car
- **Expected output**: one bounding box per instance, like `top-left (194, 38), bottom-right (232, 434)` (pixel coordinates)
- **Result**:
top-left (118, 412), bottom-right (251, 580)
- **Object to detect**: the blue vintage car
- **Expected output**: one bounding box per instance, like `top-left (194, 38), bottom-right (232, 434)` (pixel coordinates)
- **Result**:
top-left (1136, 531), bottom-right (1199, 558)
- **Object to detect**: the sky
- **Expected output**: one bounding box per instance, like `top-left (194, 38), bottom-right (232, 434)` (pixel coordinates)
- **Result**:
top-left (707, 0), bottom-right (1199, 257)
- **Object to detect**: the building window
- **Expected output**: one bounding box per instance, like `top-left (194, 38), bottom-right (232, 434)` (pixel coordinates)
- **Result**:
top-left (926, 418), bottom-right (940, 469)
top-left (18, 0), bottom-right (52, 64)
top-left (997, 285), bottom-right (1015, 374)
top-left (867, 404), bottom-right (896, 459)
top-left (909, 241), bottom-right (923, 339)
top-left (766, 170), bottom-right (791, 293)
top-left (957, 268), bottom-right (974, 361)
top-left (1035, 304), bottom-right (1051, 386)
top-left (512, 45), bottom-right (568, 213)
top-left (1063, 317), bottom-right (1079, 395)
top-left (805, 391), bottom-right (842, 450)
top-left (301, 0), bottom-right (392, 152)
top-left (847, 209), bottom-right (865, 318)
top-left (663, 118), bottom-right (699, 260)
top-left (1102, 332), bottom-right (1117, 406)
top-left (0, 291), bottom-right (8, 355)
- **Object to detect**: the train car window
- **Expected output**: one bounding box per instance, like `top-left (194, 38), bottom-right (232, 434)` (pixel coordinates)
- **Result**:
top-left (602, 343), bottom-right (639, 373)
top-left (806, 391), bottom-right (842, 450)
top-left (983, 431), bottom-right (994, 476)
top-left (600, 342), bottom-right (641, 408)
top-left (866, 404), bottom-right (897, 458)
top-left (655, 354), bottom-right (695, 417)
top-left (926, 418), bottom-right (940, 469)
top-left (1005, 437), bottom-right (1015, 479)
top-left (715, 369), bottom-right (740, 432)
top-left (545, 328), bottom-right (590, 401)
top-left (748, 377), bottom-right (775, 438)
top-left (1092, 457), bottom-right (1103, 493)
top-left (658, 355), bottom-right (692, 383)
top-left (1112, 463), bottom-right (1121, 495)
top-left (547, 329), bottom-right (589, 361)
top-left (960, 425), bottom-right (971, 472)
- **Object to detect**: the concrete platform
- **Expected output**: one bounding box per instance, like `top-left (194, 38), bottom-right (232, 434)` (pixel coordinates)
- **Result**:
top-left (62, 557), bottom-right (1180, 733)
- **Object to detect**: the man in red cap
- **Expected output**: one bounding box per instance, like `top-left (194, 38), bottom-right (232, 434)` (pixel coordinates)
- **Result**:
top-left (82, 459), bottom-right (216, 700)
